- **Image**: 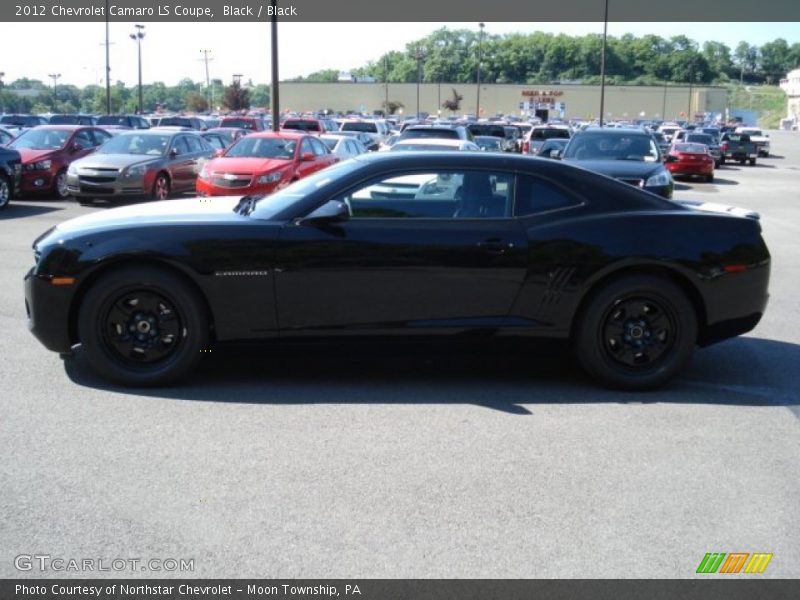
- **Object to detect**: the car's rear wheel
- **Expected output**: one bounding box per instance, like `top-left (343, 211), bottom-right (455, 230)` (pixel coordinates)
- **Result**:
top-left (0, 174), bottom-right (10, 210)
top-left (53, 168), bottom-right (69, 200)
top-left (78, 266), bottom-right (209, 386)
top-left (706, 173), bottom-right (714, 183)
top-left (151, 173), bottom-right (171, 200)
top-left (573, 275), bottom-right (697, 390)
top-left (749, 158), bottom-right (756, 166)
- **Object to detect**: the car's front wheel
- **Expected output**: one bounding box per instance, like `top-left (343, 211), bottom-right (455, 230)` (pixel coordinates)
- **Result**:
top-left (53, 168), bottom-right (69, 200)
top-left (573, 275), bottom-right (697, 390)
top-left (0, 174), bottom-right (11, 210)
top-left (151, 173), bottom-right (171, 200)
top-left (78, 266), bottom-right (209, 386)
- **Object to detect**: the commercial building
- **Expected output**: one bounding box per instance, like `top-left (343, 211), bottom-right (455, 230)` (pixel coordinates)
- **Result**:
top-left (279, 82), bottom-right (727, 121)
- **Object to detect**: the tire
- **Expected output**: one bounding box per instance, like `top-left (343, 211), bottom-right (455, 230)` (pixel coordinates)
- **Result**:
top-left (53, 168), bottom-right (69, 200)
top-left (573, 275), bottom-right (698, 390)
top-left (719, 157), bottom-right (725, 165)
top-left (77, 198), bottom-right (94, 206)
top-left (739, 159), bottom-right (746, 165)
top-left (749, 158), bottom-right (756, 166)
top-left (151, 173), bottom-right (171, 201)
top-left (0, 173), bottom-right (10, 210)
top-left (77, 266), bottom-right (209, 386)
top-left (706, 173), bottom-right (714, 183)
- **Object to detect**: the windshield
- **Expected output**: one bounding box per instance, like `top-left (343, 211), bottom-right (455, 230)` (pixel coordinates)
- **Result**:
top-left (531, 128), bottom-right (570, 140)
top-left (341, 122), bottom-right (378, 133)
top-left (1, 115), bottom-right (37, 126)
top-left (9, 128), bottom-right (70, 150)
top-left (564, 134), bottom-right (659, 161)
top-left (252, 159), bottom-right (362, 219)
top-left (282, 120), bottom-right (320, 132)
top-left (49, 115), bottom-right (87, 125)
top-left (225, 136), bottom-right (297, 159)
top-left (97, 133), bottom-right (170, 155)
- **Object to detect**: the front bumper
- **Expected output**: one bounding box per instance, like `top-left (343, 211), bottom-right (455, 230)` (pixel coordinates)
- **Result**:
top-left (20, 170), bottom-right (55, 194)
top-left (66, 171), bottom-right (148, 198)
top-left (24, 268), bottom-right (75, 353)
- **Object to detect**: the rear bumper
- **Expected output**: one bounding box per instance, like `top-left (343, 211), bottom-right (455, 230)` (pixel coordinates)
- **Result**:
top-left (24, 269), bottom-right (75, 353)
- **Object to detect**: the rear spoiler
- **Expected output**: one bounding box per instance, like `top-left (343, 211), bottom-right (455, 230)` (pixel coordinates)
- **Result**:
top-left (673, 199), bottom-right (760, 220)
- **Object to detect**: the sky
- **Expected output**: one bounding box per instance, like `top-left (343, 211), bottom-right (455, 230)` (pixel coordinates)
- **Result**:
top-left (0, 21), bottom-right (798, 88)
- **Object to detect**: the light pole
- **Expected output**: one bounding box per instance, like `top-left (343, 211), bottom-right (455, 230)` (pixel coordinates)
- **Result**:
top-left (598, 0), bottom-right (609, 127)
top-left (200, 49), bottom-right (213, 111)
top-left (270, 0), bottom-right (280, 131)
top-left (0, 72), bottom-right (5, 113)
top-left (130, 24), bottom-right (145, 114)
top-left (411, 45), bottom-right (427, 119)
top-left (476, 22), bottom-right (485, 119)
top-left (48, 73), bottom-right (61, 111)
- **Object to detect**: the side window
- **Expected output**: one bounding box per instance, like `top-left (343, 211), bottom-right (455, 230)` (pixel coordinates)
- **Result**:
top-left (300, 138), bottom-right (315, 156)
top-left (514, 175), bottom-right (581, 216)
top-left (172, 136), bottom-right (191, 154)
top-left (74, 130), bottom-right (94, 148)
top-left (334, 170), bottom-right (513, 219)
top-left (138, 117), bottom-right (150, 129)
top-left (310, 137), bottom-right (328, 156)
top-left (92, 129), bottom-right (112, 146)
top-left (185, 135), bottom-right (205, 153)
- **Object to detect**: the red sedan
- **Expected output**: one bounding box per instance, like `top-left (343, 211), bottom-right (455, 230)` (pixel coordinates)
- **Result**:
top-left (196, 131), bottom-right (338, 197)
top-left (665, 142), bottom-right (715, 182)
top-left (8, 125), bottom-right (112, 199)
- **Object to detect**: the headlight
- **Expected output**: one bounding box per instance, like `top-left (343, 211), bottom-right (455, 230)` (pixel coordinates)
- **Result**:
top-left (25, 160), bottom-right (52, 171)
top-left (124, 164), bottom-right (147, 178)
top-left (645, 170), bottom-right (672, 187)
top-left (257, 172), bottom-right (283, 184)
top-left (67, 163), bottom-right (78, 176)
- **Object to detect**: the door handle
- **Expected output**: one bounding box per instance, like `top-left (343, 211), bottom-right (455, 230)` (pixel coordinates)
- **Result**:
top-left (477, 238), bottom-right (515, 254)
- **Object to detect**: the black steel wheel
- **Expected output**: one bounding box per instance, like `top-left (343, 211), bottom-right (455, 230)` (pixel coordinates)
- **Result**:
top-left (151, 173), bottom-right (171, 200)
top-left (78, 266), bottom-right (209, 386)
top-left (0, 174), bottom-right (10, 210)
top-left (574, 275), bottom-right (697, 390)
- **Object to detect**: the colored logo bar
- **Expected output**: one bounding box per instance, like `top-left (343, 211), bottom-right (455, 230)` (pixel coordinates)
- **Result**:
top-left (697, 553), bottom-right (773, 574)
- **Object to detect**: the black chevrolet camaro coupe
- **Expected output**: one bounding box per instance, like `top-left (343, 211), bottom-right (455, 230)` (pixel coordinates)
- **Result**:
top-left (25, 152), bottom-right (770, 389)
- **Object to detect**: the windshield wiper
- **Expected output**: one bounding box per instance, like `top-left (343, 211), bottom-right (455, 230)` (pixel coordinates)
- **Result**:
top-left (234, 194), bottom-right (266, 216)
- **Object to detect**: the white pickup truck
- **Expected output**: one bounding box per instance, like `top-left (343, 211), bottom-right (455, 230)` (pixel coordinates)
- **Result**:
top-left (735, 127), bottom-right (771, 156)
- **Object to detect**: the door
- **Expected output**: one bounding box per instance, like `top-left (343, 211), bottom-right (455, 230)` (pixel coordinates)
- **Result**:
top-left (274, 168), bottom-right (529, 337)
top-left (168, 136), bottom-right (197, 191)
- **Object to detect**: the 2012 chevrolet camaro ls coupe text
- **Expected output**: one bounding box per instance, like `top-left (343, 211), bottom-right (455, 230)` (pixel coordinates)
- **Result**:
top-left (24, 152), bottom-right (770, 389)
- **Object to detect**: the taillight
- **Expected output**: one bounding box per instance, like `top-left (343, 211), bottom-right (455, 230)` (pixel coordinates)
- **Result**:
top-left (522, 141), bottom-right (529, 153)
top-left (721, 142), bottom-right (729, 152)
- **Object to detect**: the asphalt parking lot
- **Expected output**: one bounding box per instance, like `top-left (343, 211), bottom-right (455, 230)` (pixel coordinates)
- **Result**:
top-left (1, 133), bottom-right (799, 579)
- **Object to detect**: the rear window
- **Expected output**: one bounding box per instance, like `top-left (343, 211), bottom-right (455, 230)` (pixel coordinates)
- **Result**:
top-left (531, 128), bottom-right (570, 140)
top-left (467, 124), bottom-right (506, 138)
top-left (283, 120), bottom-right (322, 132)
top-left (401, 129), bottom-right (459, 140)
top-left (341, 122), bottom-right (378, 134)
top-left (685, 134), bottom-right (714, 145)
top-left (159, 117), bottom-right (193, 127)
top-left (674, 143), bottom-right (707, 153)
top-left (221, 118), bottom-right (261, 130)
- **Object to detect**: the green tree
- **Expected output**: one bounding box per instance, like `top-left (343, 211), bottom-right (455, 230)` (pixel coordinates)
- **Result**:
top-left (223, 79), bottom-right (249, 111)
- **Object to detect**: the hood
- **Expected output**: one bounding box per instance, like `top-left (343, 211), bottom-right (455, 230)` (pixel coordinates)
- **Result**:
top-left (18, 148), bottom-right (58, 164)
top-left (51, 197), bottom-right (247, 235)
top-left (564, 158), bottom-right (664, 179)
top-left (74, 153), bottom-right (161, 170)
top-left (205, 156), bottom-right (291, 174)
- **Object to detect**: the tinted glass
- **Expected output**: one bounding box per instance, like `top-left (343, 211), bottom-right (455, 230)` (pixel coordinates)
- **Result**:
top-left (341, 122), bottom-right (378, 133)
top-left (514, 176), bottom-right (580, 216)
top-left (400, 129), bottom-right (459, 140)
top-left (564, 133), bottom-right (659, 161)
top-left (283, 120), bottom-right (321, 132)
top-left (531, 128), bottom-right (571, 140)
top-left (9, 129), bottom-right (70, 150)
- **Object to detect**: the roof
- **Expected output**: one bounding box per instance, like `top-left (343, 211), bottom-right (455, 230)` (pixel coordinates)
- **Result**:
top-left (393, 138), bottom-right (470, 148)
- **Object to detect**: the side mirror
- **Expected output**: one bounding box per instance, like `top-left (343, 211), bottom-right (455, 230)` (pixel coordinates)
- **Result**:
top-left (72, 142), bottom-right (84, 152)
top-left (551, 149), bottom-right (562, 159)
top-left (301, 152), bottom-right (316, 162)
top-left (299, 200), bottom-right (350, 226)
top-left (214, 148), bottom-right (225, 157)
top-left (169, 148), bottom-right (179, 158)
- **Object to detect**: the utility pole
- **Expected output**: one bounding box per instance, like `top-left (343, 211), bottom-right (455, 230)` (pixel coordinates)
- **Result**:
top-left (599, 0), bottom-right (609, 126)
top-left (476, 23), bottom-right (485, 119)
top-left (104, 0), bottom-right (111, 114)
top-left (48, 73), bottom-right (61, 111)
top-left (384, 55), bottom-right (389, 116)
top-left (270, 0), bottom-right (280, 132)
top-left (200, 49), bottom-right (213, 110)
top-left (130, 24), bottom-right (145, 114)
top-left (411, 45), bottom-right (427, 119)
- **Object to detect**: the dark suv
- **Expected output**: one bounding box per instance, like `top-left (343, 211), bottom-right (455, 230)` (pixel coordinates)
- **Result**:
top-left (0, 145), bottom-right (22, 210)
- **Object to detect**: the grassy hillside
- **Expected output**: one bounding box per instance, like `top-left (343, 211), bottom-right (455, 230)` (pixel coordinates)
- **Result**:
top-left (725, 84), bottom-right (787, 129)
